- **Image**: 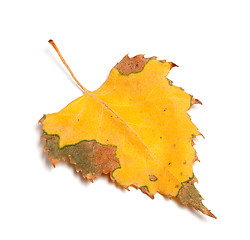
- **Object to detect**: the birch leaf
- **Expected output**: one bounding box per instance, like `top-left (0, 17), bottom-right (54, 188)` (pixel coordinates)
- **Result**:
top-left (39, 40), bottom-right (216, 219)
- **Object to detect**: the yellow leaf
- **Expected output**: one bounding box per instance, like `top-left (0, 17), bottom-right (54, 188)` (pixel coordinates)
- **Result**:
top-left (40, 40), bottom-right (216, 218)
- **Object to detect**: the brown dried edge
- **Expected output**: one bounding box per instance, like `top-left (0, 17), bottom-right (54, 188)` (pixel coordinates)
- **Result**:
top-left (176, 176), bottom-right (216, 219)
top-left (39, 115), bottom-right (122, 181)
top-left (115, 54), bottom-right (203, 111)
top-left (40, 116), bottom-right (155, 194)
top-left (115, 55), bottom-right (178, 76)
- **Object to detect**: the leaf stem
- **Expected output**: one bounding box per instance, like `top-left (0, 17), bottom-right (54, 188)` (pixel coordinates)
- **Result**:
top-left (48, 39), bottom-right (88, 93)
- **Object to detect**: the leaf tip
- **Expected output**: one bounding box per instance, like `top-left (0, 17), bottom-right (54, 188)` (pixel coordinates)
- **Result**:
top-left (177, 179), bottom-right (216, 219)
top-left (205, 210), bottom-right (217, 219)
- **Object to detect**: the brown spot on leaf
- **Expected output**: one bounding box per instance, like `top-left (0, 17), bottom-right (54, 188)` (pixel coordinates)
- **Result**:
top-left (115, 55), bottom-right (177, 75)
top-left (41, 131), bottom-right (120, 181)
top-left (115, 55), bottom-right (156, 75)
top-left (149, 175), bottom-right (158, 181)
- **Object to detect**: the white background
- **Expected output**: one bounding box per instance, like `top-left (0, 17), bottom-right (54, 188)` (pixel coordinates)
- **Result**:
top-left (1, 0), bottom-right (249, 239)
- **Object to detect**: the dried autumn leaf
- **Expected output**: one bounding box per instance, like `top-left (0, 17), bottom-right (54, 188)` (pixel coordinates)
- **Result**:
top-left (39, 40), bottom-right (215, 219)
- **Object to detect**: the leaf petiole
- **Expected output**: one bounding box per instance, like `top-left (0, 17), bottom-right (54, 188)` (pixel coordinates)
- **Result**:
top-left (48, 39), bottom-right (88, 93)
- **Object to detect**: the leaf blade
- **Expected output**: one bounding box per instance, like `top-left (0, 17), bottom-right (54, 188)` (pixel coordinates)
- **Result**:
top-left (40, 55), bottom-right (215, 218)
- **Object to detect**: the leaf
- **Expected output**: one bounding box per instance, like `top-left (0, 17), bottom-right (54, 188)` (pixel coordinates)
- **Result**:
top-left (40, 40), bottom-right (216, 219)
